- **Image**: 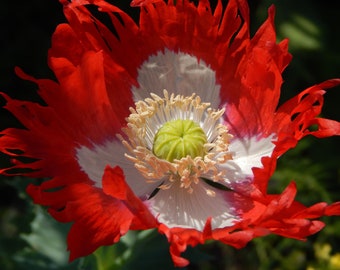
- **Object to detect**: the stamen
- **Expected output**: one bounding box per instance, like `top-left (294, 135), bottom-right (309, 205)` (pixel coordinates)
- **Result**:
top-left (120, 90), bottom-right (233, 194)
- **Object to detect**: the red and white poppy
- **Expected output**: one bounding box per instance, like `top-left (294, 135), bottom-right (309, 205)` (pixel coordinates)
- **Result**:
top-left (1, 0), bottom-right (340, 267)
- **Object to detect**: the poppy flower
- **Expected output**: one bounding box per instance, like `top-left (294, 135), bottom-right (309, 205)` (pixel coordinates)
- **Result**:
top-left (1, 0), bottom-right (340, 267)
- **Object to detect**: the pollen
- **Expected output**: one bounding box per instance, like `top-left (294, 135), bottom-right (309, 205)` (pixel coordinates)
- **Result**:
top-left (119, 90), bottom-right (233, 194)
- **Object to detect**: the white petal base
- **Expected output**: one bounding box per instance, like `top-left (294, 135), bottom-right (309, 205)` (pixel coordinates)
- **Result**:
top-left (132, 49), bottom-right (221, 108)
top-left (76, 140), bottom-right (159, 199)
top-left (218, 135), bottom-right (276, 186)
top-left (147, 180), bottom-right (250, 231)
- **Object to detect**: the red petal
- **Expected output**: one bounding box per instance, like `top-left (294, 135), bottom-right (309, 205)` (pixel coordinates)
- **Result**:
top-left (243, 183), bottom-right (340, 241)
top-left (102, 166), bottom-right (158, 230)
top-left (0, 95), bottom-right (84, 179)
top-left (325, 202), bottom-right (340, 216)
top-left (274, 79), bottom-right (340, 156)
top-left (28, 166), bottom-right (157, 261)
top-left (222, 4), bottom-right (292, 138)
top-left (158, 224), bottom-right (205, 267)
top-left (65, 186), bottom-right (134, 261)
top-left (130, 0), bottom-right (163, 7)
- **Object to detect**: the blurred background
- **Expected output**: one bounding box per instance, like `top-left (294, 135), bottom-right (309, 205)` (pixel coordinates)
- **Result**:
top-left (0, 0), bottom-right (339, 269)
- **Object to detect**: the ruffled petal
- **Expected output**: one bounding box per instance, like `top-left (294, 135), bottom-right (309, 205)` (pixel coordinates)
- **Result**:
top-left (245, 183), bottom-right (339, 240)
top-left (158, 216), bottom-right (263, 267)
top-left (273, 79), bottom-right (340, 156)
top-left (49, 26), bottom-right (134, 128)
top-left (155, 187), bottom-right (267, 267)
top-left (211, 183), bottom-right (340, 254)
top-left (0, 93), bottom-right (85, 180)
top-left (130, 0), bottom-right (163, 7)
top-left (28, 166), bottom-right (157, 261)
top-left (221, 5), bottom-right (292, 138)
top-left (0, 51), bottom-right (127, 183)
top-left (102, 166), bottom-right (158, 230)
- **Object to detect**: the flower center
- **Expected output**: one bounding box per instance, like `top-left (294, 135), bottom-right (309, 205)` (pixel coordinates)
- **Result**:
top-left (153, 119), bottom-right (207, 162)
top-left (119, 90), bottom-right (233, 194)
